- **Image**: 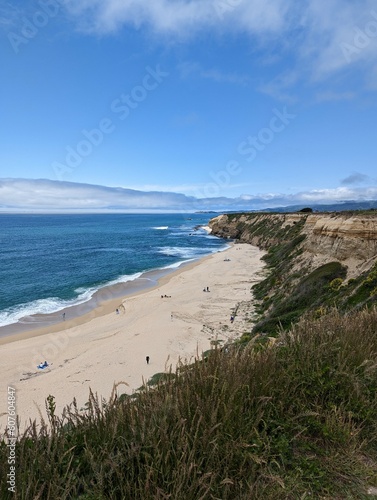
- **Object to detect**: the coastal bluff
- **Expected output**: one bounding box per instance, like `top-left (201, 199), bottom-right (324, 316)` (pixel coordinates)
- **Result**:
top-left (209, 212), bottom-right (377, 277)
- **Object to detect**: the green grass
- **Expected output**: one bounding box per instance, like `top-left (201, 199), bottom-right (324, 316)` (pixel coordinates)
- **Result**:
top-left (253, 262), bottom-right (349, 336)
top-left (1, 309), bottom-right (377, 499)
top-left (217, 212), bottom-right (308, 248)
top-left (345, 262), bottom-right (377, 308)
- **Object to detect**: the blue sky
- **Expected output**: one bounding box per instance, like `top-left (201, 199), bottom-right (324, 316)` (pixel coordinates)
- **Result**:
top-left (1, 0), bottom-right (377, 211)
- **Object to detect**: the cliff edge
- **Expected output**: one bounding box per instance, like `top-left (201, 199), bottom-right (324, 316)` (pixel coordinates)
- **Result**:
top-left (209, 211), bottom-right (377, 336)
top-left (209, 212), bottom-right (377, 277)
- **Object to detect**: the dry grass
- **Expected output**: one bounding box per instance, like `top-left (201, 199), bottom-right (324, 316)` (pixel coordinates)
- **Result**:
top-left (1, 309), bottom-right (377, 499)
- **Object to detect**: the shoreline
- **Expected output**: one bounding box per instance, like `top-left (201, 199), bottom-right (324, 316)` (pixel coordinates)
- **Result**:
top-left (0, 249), bottom-right (228, 345)
top-left (0, 242), bottom-right (265, 433)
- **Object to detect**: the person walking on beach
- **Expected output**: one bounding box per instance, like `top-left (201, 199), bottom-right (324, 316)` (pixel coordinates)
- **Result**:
top-left (146, 356), bottom-right (150, 364)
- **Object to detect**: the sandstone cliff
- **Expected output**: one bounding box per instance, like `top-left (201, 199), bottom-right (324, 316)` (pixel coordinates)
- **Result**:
top-left (209, 212), bottom-right (377, 277)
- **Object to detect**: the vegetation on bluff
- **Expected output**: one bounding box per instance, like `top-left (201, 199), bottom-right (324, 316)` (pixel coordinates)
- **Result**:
top-left (223, 212), bottom-right (307, 248)
top-left (218, 212), bottom-right (377, 339)
top-left (1, 309), bottom-right (377, 499)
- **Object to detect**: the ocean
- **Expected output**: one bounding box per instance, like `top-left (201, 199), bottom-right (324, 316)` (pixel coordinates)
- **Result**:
top-left (0, 213), bottom-right (228, 330)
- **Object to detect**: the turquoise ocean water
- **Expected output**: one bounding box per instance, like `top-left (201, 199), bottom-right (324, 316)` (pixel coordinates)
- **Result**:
top-left (0, 213), bottom-right (227, 328)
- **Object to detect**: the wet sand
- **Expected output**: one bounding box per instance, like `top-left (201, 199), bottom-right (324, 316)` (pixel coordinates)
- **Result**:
top-left (0, 262), bottom-right (204, 342)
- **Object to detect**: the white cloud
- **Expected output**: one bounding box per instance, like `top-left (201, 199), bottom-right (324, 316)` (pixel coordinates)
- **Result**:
top-left (295, 186), bottom-right (377, 202)
top-left (2, 0), bottom-right (376, 85)
top-left (2, 1), bottom-right (375, 97)
top-left (0, 179), bottom-right (195, 212)
top-left (63, 0), bottom-right (290, 36)
top-left (298, 1), bottom-right (377, 78)
top-left (127, 182), bottom-right (250, 196)
top-left (62, 1), bottom-right (377, 73)
top-left (63, 0), bottom-right (214, 35)
top-left (1, 179), bottom-right (376, 213)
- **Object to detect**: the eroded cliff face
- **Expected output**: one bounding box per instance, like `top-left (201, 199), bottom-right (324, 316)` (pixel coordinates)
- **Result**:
top-left (303, 214), bottom-right (377, 261)
top-left (208, 213), bottom-right (303, 247)
top-left (209, 212), bottom-right (377, 276)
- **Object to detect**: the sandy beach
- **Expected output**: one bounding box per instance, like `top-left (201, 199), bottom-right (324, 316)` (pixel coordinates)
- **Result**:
top-left (0, 243), bottom-right (265, 434)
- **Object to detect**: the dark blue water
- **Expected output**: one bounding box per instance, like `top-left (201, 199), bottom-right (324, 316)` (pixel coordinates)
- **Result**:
top-left (0, 213), bottom-right (226, 327)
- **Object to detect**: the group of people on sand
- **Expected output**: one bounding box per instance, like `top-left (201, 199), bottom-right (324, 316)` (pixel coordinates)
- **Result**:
top-left (161, 294), bottom-right (172, 298)
top-left (203, 286), bottom-right (210, 292)
top-left (37, 361), bottom-right (49, 370)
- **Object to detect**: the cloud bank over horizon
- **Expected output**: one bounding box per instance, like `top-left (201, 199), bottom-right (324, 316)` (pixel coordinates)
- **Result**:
top-left (1, 179), bottom-right (376, 213)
